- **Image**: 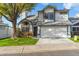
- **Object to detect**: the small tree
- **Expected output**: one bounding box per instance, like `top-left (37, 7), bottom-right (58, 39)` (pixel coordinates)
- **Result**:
top-left (0, 3), bottom-right (36, 39)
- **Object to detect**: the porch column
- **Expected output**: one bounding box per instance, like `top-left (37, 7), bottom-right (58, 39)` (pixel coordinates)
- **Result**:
top-left (37, 26), bottom-right (40, 38)
top-left (29, 24), bottom-right (32, 32)
top-left (67, 25), bottom-right (71, 38)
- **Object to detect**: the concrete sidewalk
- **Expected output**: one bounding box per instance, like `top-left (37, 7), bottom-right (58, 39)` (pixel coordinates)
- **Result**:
top-left (0, 39), bottom-right (79, 56)
top-left (0, 43), bottom-right (79, 56)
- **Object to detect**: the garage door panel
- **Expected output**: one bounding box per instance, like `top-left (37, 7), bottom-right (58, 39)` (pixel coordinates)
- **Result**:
top-left (41, 26), bottom-right (67, 38)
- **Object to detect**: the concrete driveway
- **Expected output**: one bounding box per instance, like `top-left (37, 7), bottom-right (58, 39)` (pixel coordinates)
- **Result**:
top-left (37, 38), bottom-right (73, 45)
top-left (0, 38), bottom-right (79, 56)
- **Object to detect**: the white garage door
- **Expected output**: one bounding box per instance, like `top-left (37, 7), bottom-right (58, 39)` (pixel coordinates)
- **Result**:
top-left (40, 26), bottom-right (68, 38)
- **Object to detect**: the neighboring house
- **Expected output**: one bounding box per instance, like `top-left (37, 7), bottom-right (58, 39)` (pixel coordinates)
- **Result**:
top-left (19, 5), bottom-right (72, 38)
top-left (69, 17), bottom-right (79, 37)
top-left (0, 16), bottom-right (10, 38)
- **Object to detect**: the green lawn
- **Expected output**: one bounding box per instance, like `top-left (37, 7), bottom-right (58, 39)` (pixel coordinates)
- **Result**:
top-left (69, 36), bottom-right (79, 42)
top-left (0, 37), bottom-right (38, 46)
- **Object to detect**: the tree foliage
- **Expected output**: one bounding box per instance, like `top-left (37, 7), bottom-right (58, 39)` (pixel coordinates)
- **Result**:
top-left (0, 3), bottom-right (36, 39)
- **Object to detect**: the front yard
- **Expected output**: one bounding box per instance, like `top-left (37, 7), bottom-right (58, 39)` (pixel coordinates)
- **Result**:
top-left (0, 37), bottom-right (38, 46)
top-left (69, 36), bottom-right (79, 42)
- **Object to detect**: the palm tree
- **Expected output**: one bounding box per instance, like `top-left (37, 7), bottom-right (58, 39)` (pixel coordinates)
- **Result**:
top-left (0, 3), bottom-right (36, 39)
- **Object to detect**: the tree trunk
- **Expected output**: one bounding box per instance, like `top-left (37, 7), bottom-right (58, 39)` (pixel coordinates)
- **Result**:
top-left (12, 20), bottom-right (17, 39)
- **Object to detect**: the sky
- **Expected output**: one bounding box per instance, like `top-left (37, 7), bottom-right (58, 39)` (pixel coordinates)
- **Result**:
top-left (2, 3), bottom-right (79, 27)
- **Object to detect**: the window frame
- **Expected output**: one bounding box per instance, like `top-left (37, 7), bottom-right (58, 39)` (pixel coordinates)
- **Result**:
top-left (72, 27), bottom-right (79, 32)
top-left (44, 12), bottom-right (54, 20)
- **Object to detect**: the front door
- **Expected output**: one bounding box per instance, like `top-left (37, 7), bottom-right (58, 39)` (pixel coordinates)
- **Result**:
top-left (33, 27), bottom-right (38, 37)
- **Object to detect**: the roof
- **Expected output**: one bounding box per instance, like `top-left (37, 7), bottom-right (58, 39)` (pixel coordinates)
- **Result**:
top-left (18, 15), bottom-right (37, 25)
top-left (26, 15), bottom-right (35, 18)
top-left (39, 20), bottom-right (72, 26)
top-left (0, 23), bottom-right (9, 27)
top-left (38, 5), bottom-right (68, 14)
top-left (43, 5), bottom-right (56, 10)
top-left (0, 21), bottom-right (6, 26)
top-left (38, 5), bottom-right (56, 12)
top-left (69, 17), bottom-right (79, 25)
top-left (27, 15), bottom-right (37, 20)
top-left (0, 17), bottom-right (10, 27)
top-left (55, 9), bottom-right (69, 14)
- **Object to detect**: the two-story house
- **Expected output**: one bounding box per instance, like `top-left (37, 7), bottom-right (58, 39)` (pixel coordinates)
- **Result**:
top-left (19, 5), bottom-right (71, 38)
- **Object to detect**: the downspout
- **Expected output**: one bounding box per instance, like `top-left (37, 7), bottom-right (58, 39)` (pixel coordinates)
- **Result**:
top-left (39, 25), bottom-right (41, 38)
top-left (68, 9), bottom-right (72, 37)
top-left (67, 9), bottom-right (69, 37)
top-left (70, 25), bottom-right (72, 37)
top-left (54, 8), bottom-right (55, 22)
top-left (43, 10), bottom-right (44, 22)
top-left (67, 25), bottom-right (68, 36)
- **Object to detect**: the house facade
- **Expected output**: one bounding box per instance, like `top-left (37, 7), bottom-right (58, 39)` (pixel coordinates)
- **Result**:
top-left (0, 16), bottom-right (11, 38)
top-left (19, 6), bottom-right (71, 38)
top-left (69, 17), bottom-right (79, 37)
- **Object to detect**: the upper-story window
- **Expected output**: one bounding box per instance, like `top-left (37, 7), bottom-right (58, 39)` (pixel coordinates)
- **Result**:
top-left (44, 12), bottom-right (54, 20)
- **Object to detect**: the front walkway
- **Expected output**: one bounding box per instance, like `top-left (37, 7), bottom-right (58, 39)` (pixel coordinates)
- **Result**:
top-left (0, 38), bottom-right (79, 56)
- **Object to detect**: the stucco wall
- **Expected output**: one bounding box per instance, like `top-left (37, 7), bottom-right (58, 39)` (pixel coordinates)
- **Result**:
top-left (38, 8), bottom-right (68, 23)
top-left (40, 25), bottom-right (70, 38)
top-left (44, 8), bottom-right (55, 22)
top-left (0, 26), bottom-right (11, 38)
top-left (38, 8), bottom-right (55, 22)
top-left (38, 12), bottom-right (44, 22)
top-left (55, 12), bottom-right (68, 21)
top-left (44, 8), bottom-right (54, 13)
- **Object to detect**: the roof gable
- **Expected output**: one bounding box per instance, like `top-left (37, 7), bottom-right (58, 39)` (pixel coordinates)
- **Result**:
top-left (74, 22), bottom-right (79, 26)
top-left (38, 5), bottom-right (56, 12)
top-left (38, 5), bottom-right (68, 14)
top-left (69, 17), bottom-right (79, 24)
top-left (44, 5), bottom-right (56, 10)
top-left (73, 21), bottom-right (79, 25)
top-left (55, 9), bottom-right (68, 14)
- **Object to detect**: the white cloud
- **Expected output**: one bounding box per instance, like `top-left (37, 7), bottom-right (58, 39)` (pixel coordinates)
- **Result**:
top-left (63, 3), bottom-right (79, 9)
top-left (63, 3), bottom-right (79, 17)
top-left (41, 3), bottom-right (49, 6)
top-left (63, 3), bottom-right (73, 9)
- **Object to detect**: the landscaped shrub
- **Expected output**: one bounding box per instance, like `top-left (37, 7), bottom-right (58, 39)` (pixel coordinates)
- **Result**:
top-left (23, 32), bottom-right (33, 37)
top-left (27, 32), bottom-right (33, 37)
top-left (69, 36), bottom-right (79, 42)
top-left (16, 28), bottom-right (24, 37)
top-left (16, 28), bottom-right (33, 37)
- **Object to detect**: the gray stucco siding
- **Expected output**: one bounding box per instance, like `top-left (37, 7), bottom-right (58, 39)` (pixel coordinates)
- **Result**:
top-left (39, 25), bottom-right (70, 38)
top-left (0, 26), bottom-right (11, 38)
